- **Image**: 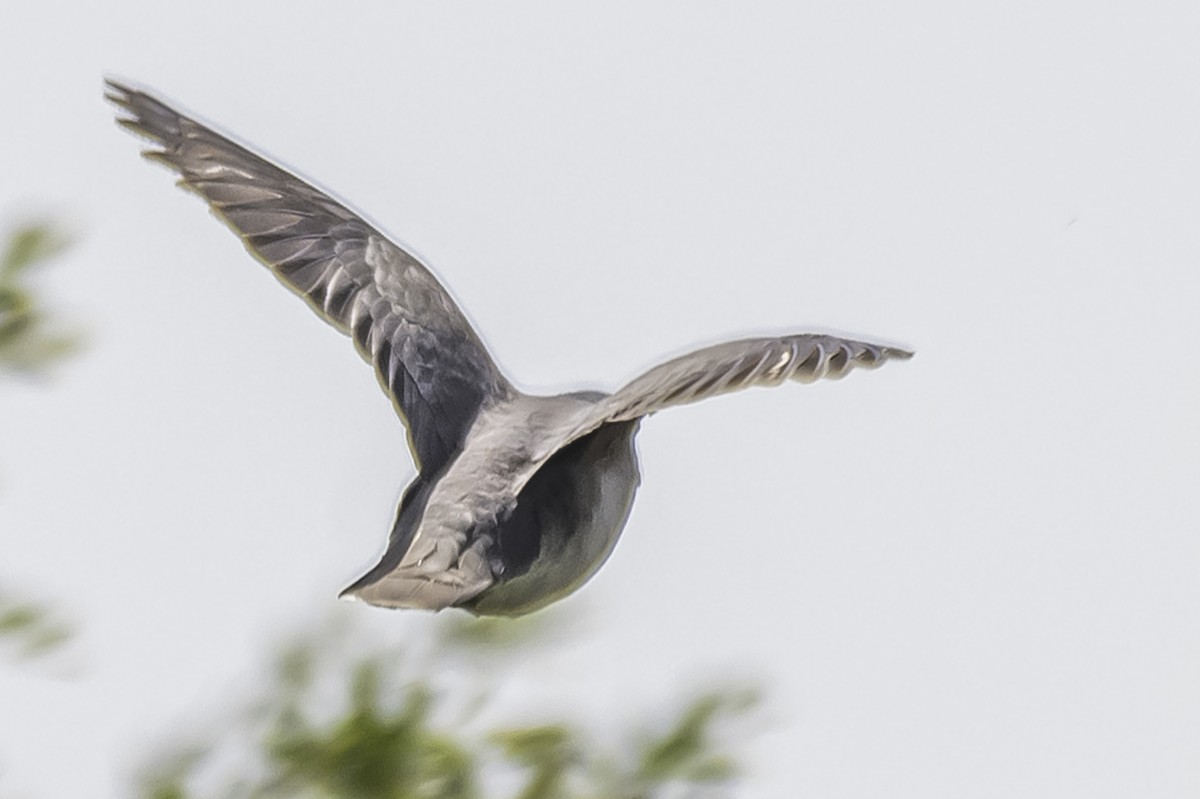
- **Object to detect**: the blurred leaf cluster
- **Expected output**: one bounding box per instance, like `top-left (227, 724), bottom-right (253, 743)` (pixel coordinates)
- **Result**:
top-left (0, 592), bottom-right (73, 660)
top-left (0, 221), bottom-right (80, 373)
top-left (141, 613), bottom-right (759, 799)
top-left (1, 222), bottom-right (79, 664)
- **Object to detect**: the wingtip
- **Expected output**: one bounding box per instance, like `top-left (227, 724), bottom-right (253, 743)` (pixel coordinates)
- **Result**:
top-left (102, 76), bottom-right (138, 106)
top-left (104, 77), bottom-right (143, 132)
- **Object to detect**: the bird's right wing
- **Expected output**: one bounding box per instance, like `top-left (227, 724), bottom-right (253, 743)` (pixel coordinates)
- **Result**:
top-left (595, 334), bottom-right (911, 423)
top-left (106, 79), bottom-right (514, 477)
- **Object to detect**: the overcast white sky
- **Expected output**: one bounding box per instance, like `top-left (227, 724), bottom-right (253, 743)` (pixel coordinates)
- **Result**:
top-left (2, 1), bottom-right (1199, 796)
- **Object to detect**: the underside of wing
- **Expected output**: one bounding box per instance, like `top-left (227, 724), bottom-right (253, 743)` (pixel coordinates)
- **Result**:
top-left (105, 79), bottom-right (513, 476)
top-left (599, 333), bottom-right (912, 423)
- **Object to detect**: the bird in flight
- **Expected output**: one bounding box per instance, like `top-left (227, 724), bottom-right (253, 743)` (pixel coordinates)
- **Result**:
top-left (106, 79), bottom-right (912, 617)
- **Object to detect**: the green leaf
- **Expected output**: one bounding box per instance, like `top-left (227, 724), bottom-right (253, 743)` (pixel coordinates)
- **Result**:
top-left (634, 687), bottom-right (760, 790)
top-left (1, 222), bottom-right (72, 277)
top-left (489, 725), bottom-right (578, 799)
top-left (0, 221), bottom-right (81, 373)
top-left (0, 602), bottom-right (44, 633)
top-left (0, 594), bottom-right (74, 660)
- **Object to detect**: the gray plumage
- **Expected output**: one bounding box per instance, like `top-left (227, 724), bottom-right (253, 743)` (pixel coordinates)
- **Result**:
top-left (106, 79), bottom-right (913, 616)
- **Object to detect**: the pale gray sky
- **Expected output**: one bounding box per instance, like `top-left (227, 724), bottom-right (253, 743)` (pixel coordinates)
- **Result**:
top-left (2, 1), bottom-right (1199, 796)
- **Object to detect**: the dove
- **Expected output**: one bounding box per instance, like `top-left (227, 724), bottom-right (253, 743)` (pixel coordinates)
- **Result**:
top-left (107, 79), bottom-right (911, 616)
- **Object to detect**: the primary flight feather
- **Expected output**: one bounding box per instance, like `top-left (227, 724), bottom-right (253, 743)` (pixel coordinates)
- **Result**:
top-left (106, 79), bottom-right (912, 616)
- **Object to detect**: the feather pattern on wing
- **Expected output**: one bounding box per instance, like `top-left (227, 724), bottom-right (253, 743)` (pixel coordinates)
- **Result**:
top-left (105, 79), bottom-right (513, 476)
top-left (597, 334), bottom-right (912, 423)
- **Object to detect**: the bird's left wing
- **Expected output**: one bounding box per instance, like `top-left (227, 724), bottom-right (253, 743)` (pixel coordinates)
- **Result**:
top-left (596, 333), bottom-right (911, 424)
top-left (106, 79), bottom-right (513, 477)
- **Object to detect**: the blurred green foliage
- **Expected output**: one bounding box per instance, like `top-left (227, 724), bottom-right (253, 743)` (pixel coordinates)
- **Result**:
top-left (1, 221), bottom-right (79, 662)
top-left (139, 613), bottom-right (760, 799)
top-left (0, 593), bottom-right (73, 660)
top-left (0, 221), bottom-right (80, 373)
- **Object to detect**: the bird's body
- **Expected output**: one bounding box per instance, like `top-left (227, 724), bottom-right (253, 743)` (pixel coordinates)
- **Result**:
top-left (107, 79), bottom-right (912, 616)
top-left (348, 391), bottom-right (634, 615)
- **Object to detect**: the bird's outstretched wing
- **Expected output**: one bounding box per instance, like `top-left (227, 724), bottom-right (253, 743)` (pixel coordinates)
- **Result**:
top-left (596, 334), bottom-right (911, 423)
top-left (105, 79), bottom-right (513, 476)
